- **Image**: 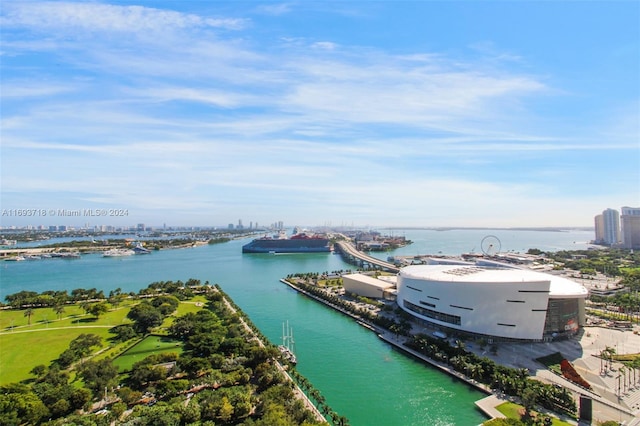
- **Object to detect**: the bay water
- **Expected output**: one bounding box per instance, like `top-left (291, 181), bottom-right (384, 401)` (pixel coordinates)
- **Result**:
top-left (0, 228), bottom-right (594, 425)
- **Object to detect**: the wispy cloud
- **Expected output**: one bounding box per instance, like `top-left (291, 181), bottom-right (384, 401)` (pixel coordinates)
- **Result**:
top-left (1, 1), bottom-right (637, 227)
top-left (1, 1), bottom-right (247, 32)
top-left (255, 3), bottom-right (293, 16)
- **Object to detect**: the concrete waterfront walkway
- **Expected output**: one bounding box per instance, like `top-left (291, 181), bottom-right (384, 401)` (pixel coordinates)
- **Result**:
top-left (461, 326), bottom-right (640, 425)
top-left (282, 278), bottom-right (640, 424)
top-left (474, 395), bottom-right (508, 420)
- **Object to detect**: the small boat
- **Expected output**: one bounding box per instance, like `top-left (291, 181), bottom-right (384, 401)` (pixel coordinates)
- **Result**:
top-left (4, 256), bottom-right (25, 261)
top-left (50, 252), bottom-right (80, 259)
top-left (59, 252), bottom-right (81, 258)
top-left (103, 249), bottom-right (135, 257)
top-left (132, 242), bottom-right (151, 254)
top-left (278, 321), bottom-right (297, 365)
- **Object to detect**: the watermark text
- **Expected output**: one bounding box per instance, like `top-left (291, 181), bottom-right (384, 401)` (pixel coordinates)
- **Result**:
top-left (2, 208), bottom-right (129, 217)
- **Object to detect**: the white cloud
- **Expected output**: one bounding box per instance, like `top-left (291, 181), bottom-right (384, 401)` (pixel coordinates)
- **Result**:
top-left (1, 81), bottom-right (77, 98)
top-left (255, 3), bottom-right (293, 16)
top-left (1, 1), bottom-right (637, 227)
top-left (1, 2), bottom-right (247, 33)
top-left (311, 41), bottom-right (338, 50)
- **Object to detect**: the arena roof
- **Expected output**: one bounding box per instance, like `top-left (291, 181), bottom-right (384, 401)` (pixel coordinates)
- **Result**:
top-left (399, 265), bottom-right (588, 298)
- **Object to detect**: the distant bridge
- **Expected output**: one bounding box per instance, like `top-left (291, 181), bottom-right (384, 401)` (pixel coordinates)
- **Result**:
top-left (334, 241), bottom-right (400, 273)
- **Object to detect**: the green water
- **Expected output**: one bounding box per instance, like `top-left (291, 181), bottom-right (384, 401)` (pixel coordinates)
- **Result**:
top-left (3, 228), bottom-right (589, 424)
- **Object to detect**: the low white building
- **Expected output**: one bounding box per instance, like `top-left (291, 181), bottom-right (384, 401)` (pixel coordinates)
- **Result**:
top-left (342, 273), bottom-right (395, 299)
top-left (397, 264), bottom-right (588, 341)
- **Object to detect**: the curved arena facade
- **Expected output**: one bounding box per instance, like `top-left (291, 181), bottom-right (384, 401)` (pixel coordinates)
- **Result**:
top-left (397, 265), bottom-right (588, 341)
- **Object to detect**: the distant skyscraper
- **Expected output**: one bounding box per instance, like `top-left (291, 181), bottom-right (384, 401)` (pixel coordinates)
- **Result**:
top-left (602, 208), bottom-right (620, 245)
top-left (621, 206), bottom-right (640, 249)
top-left (594, 214), bottom-right (605, 244)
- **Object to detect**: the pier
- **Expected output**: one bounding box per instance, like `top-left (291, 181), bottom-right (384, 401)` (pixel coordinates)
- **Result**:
top-left (334, 241), bottom-right (399, 272)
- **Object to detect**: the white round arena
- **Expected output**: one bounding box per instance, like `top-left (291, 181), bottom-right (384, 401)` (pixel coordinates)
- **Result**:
top-left (397, 264), bottom-right (589, 341)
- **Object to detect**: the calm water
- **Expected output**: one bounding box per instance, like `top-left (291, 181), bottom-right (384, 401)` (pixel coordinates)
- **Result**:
top-left (0, 229), bottom-right (594, 425)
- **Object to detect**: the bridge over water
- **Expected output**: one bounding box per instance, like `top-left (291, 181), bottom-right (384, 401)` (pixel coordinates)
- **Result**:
top-left (334, 241), bottom-right (400, 273)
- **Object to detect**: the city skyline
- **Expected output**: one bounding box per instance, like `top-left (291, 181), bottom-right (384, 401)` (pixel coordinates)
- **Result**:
top-left (1, 1), bottom-right (638, 228)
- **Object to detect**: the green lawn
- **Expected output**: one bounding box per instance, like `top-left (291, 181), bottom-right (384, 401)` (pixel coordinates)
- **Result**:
top-left (535, 351), bottom-right (564, 375)
top-left (160, 296), bottom-right (208, 329)
top-left (0, 327), bottom-right (115, 385)
top-left (112, 335), bottom-right (183, 372)
top-left (0, 302), bottom-right (135, 331)
top-left (0, 297), bottom-right (205, 385)
top-left (613, 353), bottom-right (640, 362)
top-left (495, 401), bottom-right (573, 426)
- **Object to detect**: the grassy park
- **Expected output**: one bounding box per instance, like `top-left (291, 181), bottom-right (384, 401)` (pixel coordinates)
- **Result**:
top-left (0, 295), bottom-right (207, 385)
top-left (112, 334), bottom-right (183, 372)
top-left (495, 401), bottom-right (574, 426)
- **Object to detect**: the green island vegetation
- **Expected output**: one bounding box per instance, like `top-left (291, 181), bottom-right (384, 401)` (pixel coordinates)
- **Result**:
top-left (538, 248), bottom-right (640, 324)
top-left (0, 228), bottom-right (255, 245)
top-left (0, 279), bottom-right (345, 426)
top-left (13, 236), bottom-right (230, 252)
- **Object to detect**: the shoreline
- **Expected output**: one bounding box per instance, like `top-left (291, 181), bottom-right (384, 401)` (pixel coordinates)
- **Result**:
top-left (280, 279), bottom-right (501, 421)
top-left (0, 241), bottom-right (209, 258)
top-left (282, 278), bottom-right (640, 425)
top-left (217, 291), bottom-right (326, 424)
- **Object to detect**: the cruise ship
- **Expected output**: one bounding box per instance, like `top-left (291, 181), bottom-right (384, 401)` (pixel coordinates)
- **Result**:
top-left (242, 229), bottom-right (331, 254)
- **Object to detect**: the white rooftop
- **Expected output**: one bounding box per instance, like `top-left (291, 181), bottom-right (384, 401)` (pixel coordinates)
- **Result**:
top-left (343, 273), bottom-right (394, 289)
top-left (400, 265), bottom-right (588, 298)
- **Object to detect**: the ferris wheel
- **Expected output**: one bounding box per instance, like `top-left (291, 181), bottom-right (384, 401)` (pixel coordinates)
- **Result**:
top-left (481, 235), bottom-right (501, 256)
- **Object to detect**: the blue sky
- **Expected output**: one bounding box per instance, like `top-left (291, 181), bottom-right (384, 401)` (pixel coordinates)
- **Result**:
top-left (1, 1), bottom-right (638, 228)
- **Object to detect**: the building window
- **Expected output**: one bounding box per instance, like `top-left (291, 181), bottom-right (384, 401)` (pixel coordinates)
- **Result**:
top-left (497, 323), bottom-right (516, 327)
top-left (406, 285), bottom-right (422, 292)
top-left (403, 300), bottom-right (461, 326)
top-left (449, 304), bottom-right (473, 311)
top-left (419, 301), bottom-right (436, 308)
top-left (506, 300), bottom-right (526, 303)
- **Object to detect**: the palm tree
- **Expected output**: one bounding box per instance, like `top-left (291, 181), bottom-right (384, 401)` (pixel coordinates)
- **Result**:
top-left (605, 346), bottom-right (617, 371)
top-left (24, 308), bottom-right (34, 325)
top-left (470, 364), bottom-right (484, 382)
top-left (521, 387), bottom-right (537, 419)
top-left (54, 304), bottom-right (65, 320)
top-left (310, 389), bottom-right (321, 406)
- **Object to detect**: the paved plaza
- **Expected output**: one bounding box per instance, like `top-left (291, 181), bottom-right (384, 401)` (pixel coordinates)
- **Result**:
top-left (462, 325), bottom-right (640, 425)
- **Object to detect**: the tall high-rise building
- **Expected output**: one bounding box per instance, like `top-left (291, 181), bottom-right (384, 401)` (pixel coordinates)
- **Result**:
top-left (602, 208), bottom-right (621, 245)
top-left (621, 206), bottom-right (640, 249)
top-left (594, 214), bottom-right (605, 244)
